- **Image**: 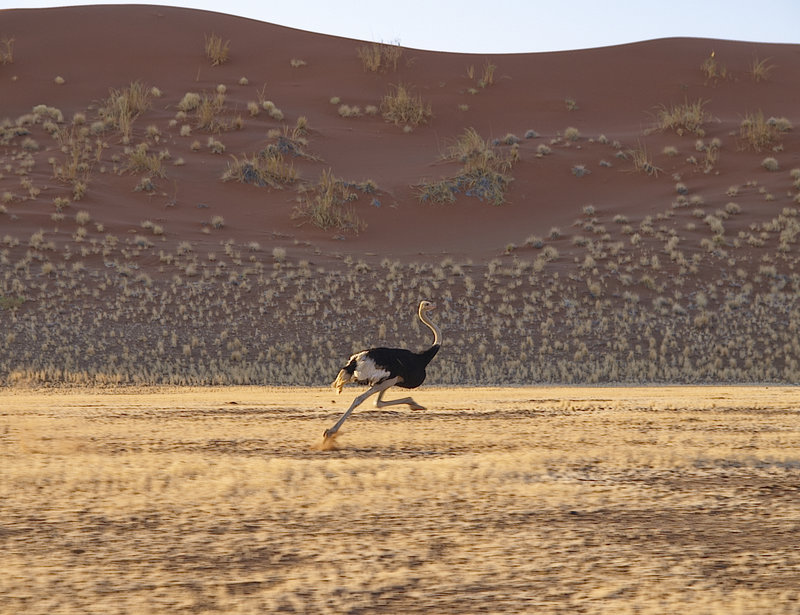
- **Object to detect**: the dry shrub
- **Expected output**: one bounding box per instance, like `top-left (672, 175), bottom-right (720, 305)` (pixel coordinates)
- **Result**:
top-left (417, 128), bottom-right (515, 205)
top-left (655, 98), bottom-right (709, 136)
top-left (629, 142), bottom-right (661, 176)
top-left (194, 93), bottom-right (226, 132)
top-left (700, 51), bottom-right (727, 82)
top-left (221, 153), bottom-right (297, 189)
top-left (0, 36), bottom-right (13, 64)
top-left (380, 84), bottom-right (431, 128)
top-left (749, 56), bottom-right (774, 82)
top-left (99, 81), bottom-right (152, 140)
top-left (124, 143), bottom-right (166, 178)
top-left (292, 169), bottom-right (364, 232)
top-left (739, 111), bottom-right (791, 151)
top-left (357, 42), bottom-right (403, 72)
top-left (204, 33), bottom-right (230, 66)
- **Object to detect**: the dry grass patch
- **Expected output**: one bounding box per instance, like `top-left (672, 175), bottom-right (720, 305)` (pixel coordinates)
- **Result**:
top-left (124, 143), bottom-right (166, 178)
top-left (98, 81), bottom-right (152, 141)
top-left (749, 56), bottom-right (775, 82)
top-left (629, 142), bottom-right (661, 176)
top-left (204, 33), bottom-right (230, 66)
top-left (194, 93), bottom-right (227, 132)
top-left (700, 51), bottom-right (728, 82)
top-left (655, 98), bottom-right (709, 136)
top-left (292, 168), bottom-right (365, 232)
top-left (0, 35), bottom-right (13, 64)
top-left (356, 41), bottom-right (403, 72)
top-left (221, 153), bottom-right (297, 189)
top-left (739, 111), bottom-right (791, 151)
top-left (417, 128), bottom-right (515, 205)
top-left (380, 84), bottom-right (432, 129)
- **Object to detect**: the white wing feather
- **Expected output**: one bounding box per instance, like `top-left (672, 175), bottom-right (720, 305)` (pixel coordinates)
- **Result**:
top-left (353, 354), bottom-right (391, 383)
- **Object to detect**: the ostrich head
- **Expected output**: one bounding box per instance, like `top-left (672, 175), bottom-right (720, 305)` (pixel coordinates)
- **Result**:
top-left (419, 300), bottom-right (436, 313)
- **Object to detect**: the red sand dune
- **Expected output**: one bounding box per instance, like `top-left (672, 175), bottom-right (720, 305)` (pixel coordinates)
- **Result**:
top-left (3, 4), bottom-right (797, 258)
top-left (1, 5), bottom-right (799, 385)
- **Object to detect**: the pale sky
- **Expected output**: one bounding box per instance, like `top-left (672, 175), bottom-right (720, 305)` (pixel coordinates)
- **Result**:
top-left (4, 0), bottom-right (800, 53)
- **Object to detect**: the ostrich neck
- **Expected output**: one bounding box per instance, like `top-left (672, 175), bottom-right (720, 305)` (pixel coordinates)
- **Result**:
top-left (419, 309), bottom-right (442, 348)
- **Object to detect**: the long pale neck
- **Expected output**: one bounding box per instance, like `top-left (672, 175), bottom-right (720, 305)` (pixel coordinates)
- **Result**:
top-left (419, 308), bottom-right (441, 348)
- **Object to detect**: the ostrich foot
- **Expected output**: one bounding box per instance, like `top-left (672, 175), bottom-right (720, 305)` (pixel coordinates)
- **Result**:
top-left (315, 429), bottom-right (339, 451)
top-left (409, 402), bottom-right (426, 410)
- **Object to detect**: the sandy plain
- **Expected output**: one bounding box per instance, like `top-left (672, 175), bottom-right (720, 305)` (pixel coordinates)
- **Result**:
top-left (2, 385), bottom-right (799, 614)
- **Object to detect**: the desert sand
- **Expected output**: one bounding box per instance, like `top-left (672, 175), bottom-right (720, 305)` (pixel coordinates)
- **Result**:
top-left (0, 5), bottom-right (799, 385)
top-left (2, 386), bottom-right (800, 614)
top-left (2, 8), bottom-right (800, 613)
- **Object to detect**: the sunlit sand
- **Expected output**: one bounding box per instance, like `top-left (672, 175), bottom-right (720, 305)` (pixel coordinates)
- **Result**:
top-left (3, 386), bottom-right (799, 613)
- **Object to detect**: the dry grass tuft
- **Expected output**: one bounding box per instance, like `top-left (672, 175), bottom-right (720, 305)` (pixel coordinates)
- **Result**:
top-left (356, 41), bottom-right (403, 72)
top-left (700, 51), bottom-right (727, 82)
top-left (629, 142), bottom-right (661, 176)
top-left (0, 35), bottom-right (13, 64)
top-left (292, 169), bottom-right (365, 232)
top-left (98, 81), bottom-right (152, 141)
top-left (417, 128), bottom-right (515, 205)
top-left (749, 56), bottom-right (775, 82)
top-left (204, 33), bottom-right (230, 66)
top-left (221, 153), bottom-right (297, 189)
top-left (655, 98), bottom-right (709, 136)
top-left (739, 111), bottom-right (789, 151)
top-left (380, 84), bottom-right (432, 129)
top-left (124, 143), bottom-right (166, 178)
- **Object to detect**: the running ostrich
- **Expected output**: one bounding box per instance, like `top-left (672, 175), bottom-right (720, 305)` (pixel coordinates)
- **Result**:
top-left (323, 300), bottom-right (441, 439)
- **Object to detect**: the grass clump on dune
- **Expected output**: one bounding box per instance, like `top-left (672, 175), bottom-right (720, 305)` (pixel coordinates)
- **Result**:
top-left (204, 33), bottom-right (230, 66)
top-left (292, 169), bottom-right (365, 232)
top-left (124, 143), bottom-right (166, 178)
top-left (380, 84), bottom-right (432, 129)
top-left (655, 98), bottom-right (709, 136)
top-left (98, 81), bottom-right (152, 141)
top-left (629, 142), bottom-right (662, 177)
top-left (221, 153), bottom-right (297, 189)
top-left (739, 111), bottom-right (791, 151)
top-left (0, 36), bottom-right (13, 64)
top-left (357, 41), bottom-right (403, 72)
top-left (417, 128), bottom-right (515, 206)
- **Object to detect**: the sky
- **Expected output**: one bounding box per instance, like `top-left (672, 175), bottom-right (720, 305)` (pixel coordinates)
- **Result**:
top-left (4, 0), bottom-right (800, 53)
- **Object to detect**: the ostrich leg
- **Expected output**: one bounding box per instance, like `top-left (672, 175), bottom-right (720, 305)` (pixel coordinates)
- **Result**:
top-left (374, 388), bottom-right (425, 410)
top-left (323, 377), bottom-right (399, 439)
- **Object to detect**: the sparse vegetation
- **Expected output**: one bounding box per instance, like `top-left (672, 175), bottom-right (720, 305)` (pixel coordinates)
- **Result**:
top-left (3, 11), bottom-right (800, 397)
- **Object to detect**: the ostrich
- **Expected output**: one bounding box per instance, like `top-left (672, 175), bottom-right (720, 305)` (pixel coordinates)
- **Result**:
top-left (323, 300), bottom-right (441, 439)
